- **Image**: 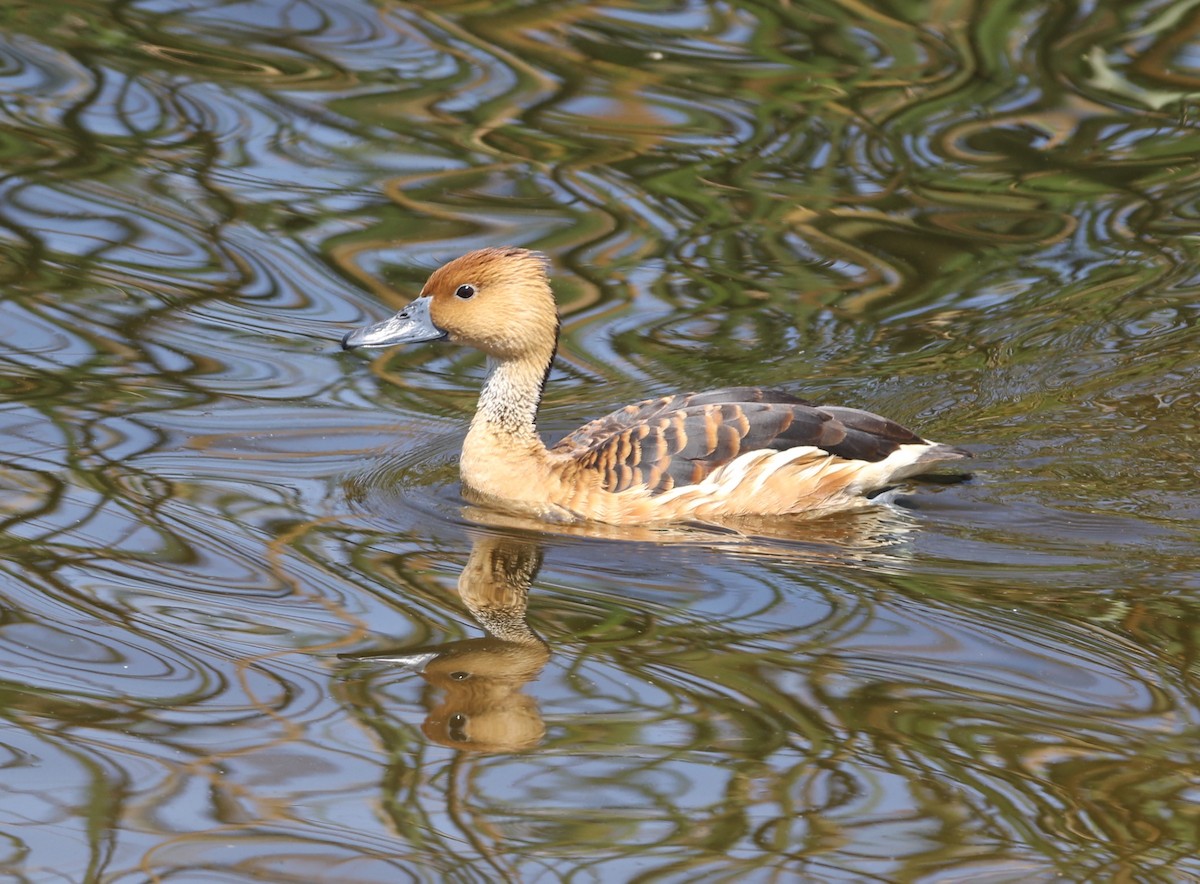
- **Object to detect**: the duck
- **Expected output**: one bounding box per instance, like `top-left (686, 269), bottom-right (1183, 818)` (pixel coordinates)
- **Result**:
top-left (342, 247), bottom-right (970, 524)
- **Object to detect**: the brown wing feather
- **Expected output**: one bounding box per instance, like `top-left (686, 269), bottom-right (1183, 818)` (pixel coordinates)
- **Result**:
top-left (553, 388), bottom-right (933, 494)
top-left (554, 386), bottom-right (813, 455)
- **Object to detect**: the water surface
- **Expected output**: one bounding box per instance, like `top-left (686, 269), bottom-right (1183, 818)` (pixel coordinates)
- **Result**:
top-left (1, 0), bottom-right (1199, 881)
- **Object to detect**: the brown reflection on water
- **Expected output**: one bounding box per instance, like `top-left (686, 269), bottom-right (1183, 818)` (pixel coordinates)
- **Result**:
top-left (337, 507), bottom-right (931, 756)
top-left (343, 535), bottom-right (549, 754)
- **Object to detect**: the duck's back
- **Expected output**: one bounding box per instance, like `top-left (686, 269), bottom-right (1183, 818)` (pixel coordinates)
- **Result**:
top-left (551, 386), bottom-right (968, 516)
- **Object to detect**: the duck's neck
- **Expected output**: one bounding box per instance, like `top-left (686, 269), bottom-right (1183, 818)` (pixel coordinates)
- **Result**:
top-left (464, 352), bottom-right (553, 471)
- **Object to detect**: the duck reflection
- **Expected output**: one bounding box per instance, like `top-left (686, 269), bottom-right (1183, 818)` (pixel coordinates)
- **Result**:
top-left (343, 499), bottom-right (948, 753)
top-left (348, 535), bottom-right (550, 753)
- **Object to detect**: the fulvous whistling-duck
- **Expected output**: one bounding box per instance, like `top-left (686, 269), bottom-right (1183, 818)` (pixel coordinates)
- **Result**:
top-left (342, 248), bottom-right (970, 524)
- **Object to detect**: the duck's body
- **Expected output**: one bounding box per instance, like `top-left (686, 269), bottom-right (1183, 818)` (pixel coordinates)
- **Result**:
top-left (343, 248), bottom-right (969, 525)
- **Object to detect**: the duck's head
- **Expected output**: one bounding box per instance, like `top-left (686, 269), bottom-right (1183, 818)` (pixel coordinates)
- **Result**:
top-left (342, 247), bottom-right (558, 361)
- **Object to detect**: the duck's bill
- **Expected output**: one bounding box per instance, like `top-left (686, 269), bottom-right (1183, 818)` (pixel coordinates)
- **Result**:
top-left (341, 295), bottom-right (446, 349)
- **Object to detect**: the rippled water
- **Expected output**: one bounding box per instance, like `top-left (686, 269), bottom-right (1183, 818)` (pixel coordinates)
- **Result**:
top-left (1, 0), bottom-right (1199, 880)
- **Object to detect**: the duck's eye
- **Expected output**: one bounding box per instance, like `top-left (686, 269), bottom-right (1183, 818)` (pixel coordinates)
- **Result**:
top-left (454, 284), bottom-right (476, 300)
